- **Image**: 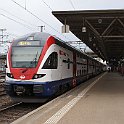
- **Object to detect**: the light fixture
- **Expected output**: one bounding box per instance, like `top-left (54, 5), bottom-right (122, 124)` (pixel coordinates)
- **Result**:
top-left (82, 27), bottom-right (86, 32)
top-left (98, 19), bottom-right (102, 24)
top-left (89, 37), bottom-right (92, 42)
top-left (93, 43), bottom-right (96, 47)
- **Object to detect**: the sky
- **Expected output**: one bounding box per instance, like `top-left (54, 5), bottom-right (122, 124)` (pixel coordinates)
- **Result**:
top-left (0, 0), bottom-right (124, 53)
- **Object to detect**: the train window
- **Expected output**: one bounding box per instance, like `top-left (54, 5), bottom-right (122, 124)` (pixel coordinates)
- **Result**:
top-left (11, 46), bottom-right (42, 68)
top-left (80, 70), bottom-right (81, 75)
top-left (82, 70), bottom-right (83, 75)
top-left (63, 58), bottom-right (71, 69)
top-left (77, 70), bottom-right (79, 76)
top-left (77, 70), bottom-right (80, 76)
top-left (42, 52), bottom-right (58, 69)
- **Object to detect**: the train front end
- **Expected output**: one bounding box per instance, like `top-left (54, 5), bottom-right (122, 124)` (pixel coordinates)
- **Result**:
top-left (5, 32), bottom-right (54, 102)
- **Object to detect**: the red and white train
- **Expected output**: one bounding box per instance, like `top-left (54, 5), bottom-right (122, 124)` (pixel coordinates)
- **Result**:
top-left (5, 32), bottom-right (105, 102)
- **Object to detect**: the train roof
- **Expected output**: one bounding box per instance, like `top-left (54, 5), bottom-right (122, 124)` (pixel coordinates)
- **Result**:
top-left (16, 32), bottom-right (51, 41)
top-left (51, 34), bottom-right (105, 65)
top-left (13, 32), bottom-right (104, 65)
top-left (54, 36), bottom-right (102, 64)
top-left (12, 32), bottom-right (51, 46)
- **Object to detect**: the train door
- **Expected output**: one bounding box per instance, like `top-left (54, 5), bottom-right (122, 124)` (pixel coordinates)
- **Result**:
top-left (51, 51), bottom-right (61, 81)
top-left (59, 52), bottom-right (62, 80)
top-left (72, 52), bottom-right (76, 87)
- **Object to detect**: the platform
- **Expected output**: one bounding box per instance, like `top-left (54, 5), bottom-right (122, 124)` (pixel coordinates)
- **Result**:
top-left (11, 72), bottom-right (124, 124)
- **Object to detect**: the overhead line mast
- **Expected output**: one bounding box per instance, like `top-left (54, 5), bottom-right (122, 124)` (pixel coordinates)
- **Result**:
top-left (0, 29), bottom-right (7, 44)
top-left (38, 26), bottom-right (45, 32)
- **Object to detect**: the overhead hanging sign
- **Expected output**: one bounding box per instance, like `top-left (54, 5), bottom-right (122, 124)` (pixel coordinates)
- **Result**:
top-left (62, 25), bottom-right (70, 33)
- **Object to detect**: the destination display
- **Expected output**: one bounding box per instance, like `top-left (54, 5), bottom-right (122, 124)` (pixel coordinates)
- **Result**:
top-left (17, 41), bottom-right (40, 46)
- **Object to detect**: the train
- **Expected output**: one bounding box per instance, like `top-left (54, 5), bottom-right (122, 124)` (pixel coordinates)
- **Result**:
top-left (5, 32), bottom-right (106, 102)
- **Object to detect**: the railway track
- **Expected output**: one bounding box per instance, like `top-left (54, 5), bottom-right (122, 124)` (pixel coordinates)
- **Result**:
top-left (0, 78), bottom-right (45, 124)
top-left (0, 102), bottom-right (42, 124)
top-left (0, 81), bottom-right (13, 110)
top-left (0, 82), bottom-right (6, 96)
top-left (0, 88), bottom-right (6, 96)
top-left (0, 71), bottom-right (6, 97)
top-left (0, 72), bottom-right (5, 83)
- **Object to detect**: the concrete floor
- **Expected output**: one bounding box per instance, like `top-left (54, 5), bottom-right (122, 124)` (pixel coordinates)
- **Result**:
top-left (12, 72), bottom-right (124, 124)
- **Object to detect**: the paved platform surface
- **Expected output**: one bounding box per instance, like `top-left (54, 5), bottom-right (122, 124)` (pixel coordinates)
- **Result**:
top-left (12, 72), bottom-right (124, 124)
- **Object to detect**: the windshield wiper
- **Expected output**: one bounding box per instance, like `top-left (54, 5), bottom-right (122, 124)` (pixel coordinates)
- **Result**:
top-left (29, 52), bottom-right (39, 67)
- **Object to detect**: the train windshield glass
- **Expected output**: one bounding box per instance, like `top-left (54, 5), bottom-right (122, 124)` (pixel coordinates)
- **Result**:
top-left (11, 46), bottom-right (43, 68)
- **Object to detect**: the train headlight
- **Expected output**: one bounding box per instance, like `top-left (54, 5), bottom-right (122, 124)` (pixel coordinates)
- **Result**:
top-left (32, 74), bottom-right (46, 79)
top-left (34, 74), bottom-right (38, 79)
top-left (7, 73), bottom-right (14, 78)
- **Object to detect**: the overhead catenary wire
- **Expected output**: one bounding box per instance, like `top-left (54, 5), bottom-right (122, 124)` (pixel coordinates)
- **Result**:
top-left (41, 0), bottom-right (53, 11)
top-left (0, 8), bottom-right (37, 28)
top-left (41, 0), bottom-right (72, 41)
top-left (6, 32), bottom-right (19, 38)
top-left (10, 0), bottom-right (71, 41)
top-left (69, 0), bottom-right (75, 10)
top-left (11, 0), bottom-right (60, 33)
top-left (0, 13), bottom-right (36, 31)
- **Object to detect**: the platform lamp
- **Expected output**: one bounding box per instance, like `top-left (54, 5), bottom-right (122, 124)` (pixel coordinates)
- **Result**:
top-left (93, 43), bottom-right (96, 47)
top-left (62, 18), bottom-right (70, 33)
top-left (82, 27), bottom-right (86, 32)
top-left (98, 18), bottom-right (102, 24)
top-left (82, 18), bottom-right (86, 32)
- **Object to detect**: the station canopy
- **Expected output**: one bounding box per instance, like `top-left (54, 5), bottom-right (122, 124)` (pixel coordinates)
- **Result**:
top-left (52, 9), bottom-right (124, 64)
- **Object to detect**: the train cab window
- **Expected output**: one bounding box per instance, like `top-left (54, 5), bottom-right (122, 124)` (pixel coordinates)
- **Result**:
top-left (77, 70), bottom-right (80, 76)
top-left (42, 52), bottom-right (58, 69)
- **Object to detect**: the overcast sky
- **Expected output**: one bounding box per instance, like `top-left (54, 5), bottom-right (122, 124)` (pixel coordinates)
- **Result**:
top-left (0, 0), bottom-right (124, 53)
